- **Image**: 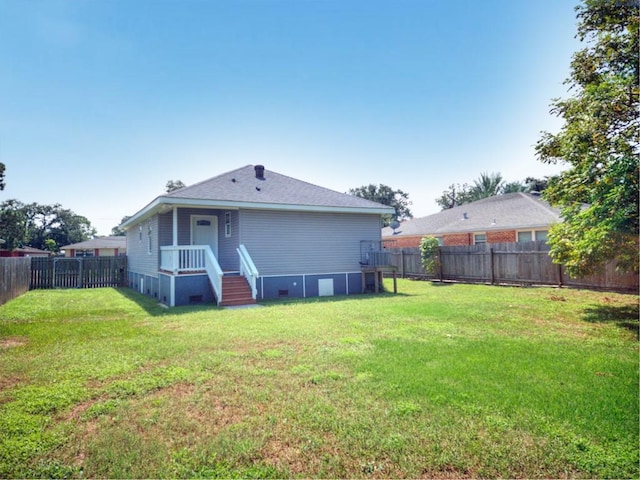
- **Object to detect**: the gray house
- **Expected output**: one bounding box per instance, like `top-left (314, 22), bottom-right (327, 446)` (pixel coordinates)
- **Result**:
top-left (121, 165), bottom-right (394, 306)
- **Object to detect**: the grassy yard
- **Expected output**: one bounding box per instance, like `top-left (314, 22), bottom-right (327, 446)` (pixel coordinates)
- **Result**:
top-left (0, 280), bottom-right (637, 478)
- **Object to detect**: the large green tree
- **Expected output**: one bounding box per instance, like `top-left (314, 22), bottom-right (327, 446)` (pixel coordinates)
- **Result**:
top-left (0, 162), bottom-right (5, 191)
top-left (0, 200), bottom-right (27, 250)
top-left (536, 0), bottom-right (639, 276)
top-left (0, 200), bottom-right (96, 252)
top-left (435, 183), bottom-right (473, 210)
top-left (435, 172), bottom-right (536, 210)
top-left (348, 184), bottom-right (413, 226)
top-left (111, 216), bottom-right (131, 236)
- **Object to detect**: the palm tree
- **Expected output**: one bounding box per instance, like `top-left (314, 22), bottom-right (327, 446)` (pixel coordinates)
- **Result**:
top-left (502, 181), bottom-right (528, 193)
top-left (468, 172), bottom-right (504, 201)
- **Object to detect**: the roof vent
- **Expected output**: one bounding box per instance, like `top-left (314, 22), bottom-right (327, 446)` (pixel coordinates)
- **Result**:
top-left (255, 165), bottom-right (265, 180)
top-left (462, 212), bottom-right (468, 220)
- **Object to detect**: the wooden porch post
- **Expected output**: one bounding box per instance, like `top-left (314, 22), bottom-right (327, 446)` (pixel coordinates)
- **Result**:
top-left (172, 207), bottom-right (178, 246)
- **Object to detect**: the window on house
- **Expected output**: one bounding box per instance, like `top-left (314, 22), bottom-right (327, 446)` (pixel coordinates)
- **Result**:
top-left (75, 250), bottom-right (94, 257)
top-left (517, 231), bottom-right (533, 243)
top-left (518, 230), bottom-right (548, 242)
top-left (225, 212), bottom-right (231, 237)
top-left (535, 230), bottom-right (548, 242)
top-left (147, 223), bottom-right (152, 254)
top-left (473, 233), bottom-right (486, 245)
top-left (139, 225), bottom-right (143, 242)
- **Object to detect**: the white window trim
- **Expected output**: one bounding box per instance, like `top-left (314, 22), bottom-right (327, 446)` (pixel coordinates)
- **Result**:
top-left (147, 223), bottom-right (152, 255)
top-left (517, 229), bottom-right (548, 242)
top-left (225, 211), bottom-right (231, 238)
top-left (473, 233), bottom-right (487, 245)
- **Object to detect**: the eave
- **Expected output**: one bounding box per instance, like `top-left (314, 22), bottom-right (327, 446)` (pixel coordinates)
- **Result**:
top-left (121, 196), bottom-right (394, 230)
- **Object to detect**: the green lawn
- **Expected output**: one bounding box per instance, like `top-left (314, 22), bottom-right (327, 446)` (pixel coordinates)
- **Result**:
top-left (0, 281), bottom-right (638, 478)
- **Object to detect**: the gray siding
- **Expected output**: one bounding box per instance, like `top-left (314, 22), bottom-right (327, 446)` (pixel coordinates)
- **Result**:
top-left (156, 208), bottom-right (240, 271)
top-left (239, 210), bottom-right (382, 276)
top-left (174, 274), bottom-right (215, 305)
top-left (218, 210), bottom-right (240, 271)
top-left (126, 215), bottom-right (159, 277)
top-left (159, 212), bottom-right (173, 247)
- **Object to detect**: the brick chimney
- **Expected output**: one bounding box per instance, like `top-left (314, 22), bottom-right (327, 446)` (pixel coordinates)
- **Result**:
top-left (255, 165), bottom-right (265, 179)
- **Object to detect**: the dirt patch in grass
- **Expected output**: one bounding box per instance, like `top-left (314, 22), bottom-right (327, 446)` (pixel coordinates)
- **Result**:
top-left (145, 381), bottom-right (250, 435)
top-left (547, 294), bottom-right (567, 302)
top-left (261, 431), bottom-right (346, 476)
top-left (0, 337), bottom-right (27, 349)
top-left (0, 375), bottom-right (22, 395)
top-left (72, 418), bottom-right (99, 468)
top-left (62, 399), bottom-right (97, 421)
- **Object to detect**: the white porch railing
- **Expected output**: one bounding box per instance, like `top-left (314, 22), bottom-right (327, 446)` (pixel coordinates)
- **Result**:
top-left (237, 244), bottom-right (259, 299)
top-left (160, 245), bottom-right (224, 303)
top-left (203, 246), bottom-right (224, 303)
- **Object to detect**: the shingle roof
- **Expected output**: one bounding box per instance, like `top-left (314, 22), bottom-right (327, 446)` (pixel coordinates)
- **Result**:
top-left (122, 165), bottom-right (393, 229)
top-left (61, 236), bottom-right (127, 250)
top-left (165, 165), bottom-right (388, 210)
top-left (382, 193), bottom-right (562, 238)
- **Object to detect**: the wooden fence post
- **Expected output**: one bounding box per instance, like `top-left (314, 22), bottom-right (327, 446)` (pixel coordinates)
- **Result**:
top-left (557, 263), bottom-right (563, 287)
top-left (489, 247), bottom-right (495, 285)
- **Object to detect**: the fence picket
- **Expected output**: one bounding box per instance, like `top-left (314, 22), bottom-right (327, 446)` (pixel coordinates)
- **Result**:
top-left (30, 256), bottom-right (127, 290)
top-left (386, 242), bottom-right (638, 293)
top-left (0, 258), bottom-right (31, 305)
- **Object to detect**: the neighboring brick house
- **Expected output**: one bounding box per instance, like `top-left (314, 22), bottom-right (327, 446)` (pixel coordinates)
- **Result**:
top-left (61, 236), bottom-right (127, 257)
top-left (381, 192), bottom-right (561, 247)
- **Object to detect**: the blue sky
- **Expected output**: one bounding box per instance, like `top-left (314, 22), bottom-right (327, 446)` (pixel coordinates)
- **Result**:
top-left (1, 0), bottom-right (578, 235)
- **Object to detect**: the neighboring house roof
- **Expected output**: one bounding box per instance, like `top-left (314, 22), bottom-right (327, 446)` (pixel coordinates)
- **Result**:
top-left (1, 246), bottom-right (50, 256)
top-left (61, 236), bottom-right (127, 251)
top-left (382, 192), bottom-right (562, 238)
top-left (121, 165), bottom-right (394, 229)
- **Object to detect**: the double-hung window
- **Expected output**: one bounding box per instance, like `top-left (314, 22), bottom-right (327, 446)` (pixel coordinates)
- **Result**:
top-left (225, 212), bottom-right (231, 237)
top-left (473, 233), bottom-right (487, 245)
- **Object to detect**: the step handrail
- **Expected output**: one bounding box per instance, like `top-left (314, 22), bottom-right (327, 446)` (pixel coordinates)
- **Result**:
top-left (203, 245), bottom-right (224, 303)
top-left (237, 244), bottom-right (259, 299)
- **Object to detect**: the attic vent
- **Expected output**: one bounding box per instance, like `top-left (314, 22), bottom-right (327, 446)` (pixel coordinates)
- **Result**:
top-left (255, 165), bottom-right (265, 179)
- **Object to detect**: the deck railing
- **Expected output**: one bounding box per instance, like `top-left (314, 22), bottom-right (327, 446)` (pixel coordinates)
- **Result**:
top-left (360, 240), bottom-right (397, 268)
top-left (161, 245), bottom-right (209, 273)
top-left (160, 245), bottom-right (224, 302)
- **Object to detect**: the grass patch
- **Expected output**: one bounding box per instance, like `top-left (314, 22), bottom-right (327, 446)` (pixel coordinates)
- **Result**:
top-left (0, 283), bottom-right (637, 478)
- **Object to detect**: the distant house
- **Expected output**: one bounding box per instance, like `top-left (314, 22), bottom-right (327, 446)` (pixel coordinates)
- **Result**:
top-left (120, 165), bottom-right (393, 307)
top-left (0, 246), bottom-right (50, 257)
top-left (382, 192), bottom-right (561, 248)
top-left (61, 236), bottom-right (127, 257)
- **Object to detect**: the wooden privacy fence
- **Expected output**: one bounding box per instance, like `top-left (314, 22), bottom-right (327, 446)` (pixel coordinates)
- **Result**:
top-left (30, 256), bottom-right (127, 290)
top-left (387, 241), bottom-right (638, 293)
top-left (0, 257), bottom-right (31, 306)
